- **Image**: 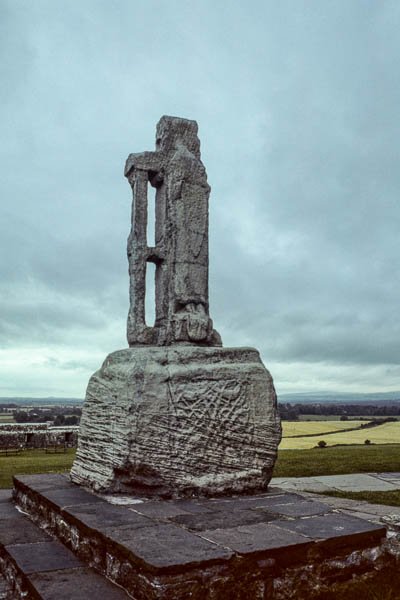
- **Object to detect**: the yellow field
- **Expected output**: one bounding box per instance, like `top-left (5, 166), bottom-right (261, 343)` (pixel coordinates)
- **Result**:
top-left (279, 420), bottom-right (400, 449)
top-left (282, 421), bottom-right (366, 437)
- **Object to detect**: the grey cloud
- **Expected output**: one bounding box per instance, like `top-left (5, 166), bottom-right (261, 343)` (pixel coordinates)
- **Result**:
top-left (1, 0), bottom-right (400, 394)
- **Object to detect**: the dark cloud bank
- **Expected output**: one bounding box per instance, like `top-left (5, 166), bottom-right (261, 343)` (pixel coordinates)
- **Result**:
top-left (1, 0), bottom-right (399, 395)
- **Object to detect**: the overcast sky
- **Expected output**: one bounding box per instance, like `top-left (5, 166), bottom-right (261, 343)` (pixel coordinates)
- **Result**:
top-left (1, 0), bottom-right (399, 397)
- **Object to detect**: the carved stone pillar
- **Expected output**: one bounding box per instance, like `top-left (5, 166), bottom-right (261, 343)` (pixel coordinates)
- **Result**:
top-left (71, 117), bottom-right (281, 497)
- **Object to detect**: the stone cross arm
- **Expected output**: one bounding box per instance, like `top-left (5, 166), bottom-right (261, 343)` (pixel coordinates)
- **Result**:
top-left (124, 151), bottom-right (165, 185)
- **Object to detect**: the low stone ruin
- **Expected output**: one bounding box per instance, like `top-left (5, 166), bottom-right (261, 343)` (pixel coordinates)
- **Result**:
top-left (0, 423), bottom-right (78, 450)
top-left (71, 116), bottom-right (282, 497)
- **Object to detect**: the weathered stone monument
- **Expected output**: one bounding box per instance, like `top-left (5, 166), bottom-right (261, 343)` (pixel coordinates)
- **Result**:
top-left (71, 116), bottom-right (281, 497)
top-left (4, 117), bottom-right (392, 600)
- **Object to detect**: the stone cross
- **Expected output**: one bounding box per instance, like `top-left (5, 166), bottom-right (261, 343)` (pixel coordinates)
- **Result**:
top-left (71, 116), bottom-right (281, 497)
top-left (124, 116), bottom-right (221, 347)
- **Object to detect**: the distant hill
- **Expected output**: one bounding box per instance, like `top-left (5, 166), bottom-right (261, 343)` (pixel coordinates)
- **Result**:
top-left (2, 391), bottom-right (400, 407)
top-left (278, 391), bottom-right (400, 405)
top-left (0, 397), bottom-right (83, 406)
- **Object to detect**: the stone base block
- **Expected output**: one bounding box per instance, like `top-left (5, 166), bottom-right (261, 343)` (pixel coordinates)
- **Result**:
top-left (11, 474), bottom-right (390, 600)
top-left (70, 346), bottom-right (281, 497)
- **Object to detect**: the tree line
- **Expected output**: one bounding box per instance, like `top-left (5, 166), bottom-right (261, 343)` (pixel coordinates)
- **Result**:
top-left (279, 403), bottom-right (400, 421)
top-left (12, 406), bottom-right (82, 426)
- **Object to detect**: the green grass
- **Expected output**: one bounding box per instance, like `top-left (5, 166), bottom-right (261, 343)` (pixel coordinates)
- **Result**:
top-left (297, 414), bottom-right (348, 421)
top-left (0, 448), bottom-right (76, 488)
top-left (2, 445), bottom-right (399, 489)
top-left (0, 414), bottom-right (15, 423)
top-left (311, 488), bottom-right (400, 508)
top-left (274, 444), bottom-right (400, 478)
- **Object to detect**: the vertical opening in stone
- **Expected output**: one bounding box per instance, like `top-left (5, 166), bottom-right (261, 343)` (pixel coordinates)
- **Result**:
top-left (145, 262), bottom-right (156, 327)
top-left (147, 182), bottom-right (156, 247)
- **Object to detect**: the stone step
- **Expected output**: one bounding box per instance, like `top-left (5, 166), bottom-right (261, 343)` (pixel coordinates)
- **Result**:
top-left (11, 473), bottom-right (389, 600)
top-left (0, 488), bottom-right (129, 599)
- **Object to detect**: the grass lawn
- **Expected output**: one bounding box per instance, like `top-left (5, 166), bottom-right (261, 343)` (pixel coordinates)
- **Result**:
top-left (279, 420), bottom-right (400, 449)
top-left (0, 448), bottom-right (76, 489)
top-left (297, 414), bottom-right (350, 421)
top-left (282, 420), bottom-right (366, 437)
top-left (2, 445), bottom-right (398, 489)
top-left (0, 414), bottom-right (15, 423)
top-left (273, 444), bottom-right (400, 478)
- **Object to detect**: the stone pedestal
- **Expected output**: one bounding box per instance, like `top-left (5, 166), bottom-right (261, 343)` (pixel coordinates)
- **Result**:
top-left (70, 346), bottom-right (281, 497)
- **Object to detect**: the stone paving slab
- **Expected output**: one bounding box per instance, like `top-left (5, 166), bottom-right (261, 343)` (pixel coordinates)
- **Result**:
top-left (0, 502), bottom-right (19, 519)
top-left (14, 473), bottom-right (72, 492)
top-left (257, 499), bottom-right (331, 518)
top-left (299, 492), bottom-right (400, 525)
top-left (342, 511), bottom-right (384, 523)
top-left (6, 541), bottom-right (83, 575)
top-left (316, 474), bottom-right (400, 491)
top-left (40, 487), bottom-right (106, 509)
top-left (372, 472), bottom-right (400, 481)
top-left (277, 513), bottom-right (387, 549)
top-left (270, 472), bottom-right (400, 492)
top-left (270, 477), bottom-right (333, 492)
top-left (0, 516), bottom-right (50, 545)
top-left (198, 492), bottom-right (304, 511)
top-left (170, 499), bottom-right (216, 514)
top-left (0, 490), bottom-right (12, 504)
top-left (127, 499), bottom-right (201, 518)
top-left (28, 567), bottom-right (129, 600)
top-left (64, 502), bottom-right (153, 531)
top-left (171, 507), bottom-right (278, 532)
top-left (301, 493), bottom-right (400, 516)
top-left (104, 522), bottom-right (233, 571)
top-left (200, 522), bottom-right (313, 556)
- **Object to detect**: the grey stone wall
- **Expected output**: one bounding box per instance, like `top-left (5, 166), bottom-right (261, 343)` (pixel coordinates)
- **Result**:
top-left (0, 423), bottom-right (78, 449)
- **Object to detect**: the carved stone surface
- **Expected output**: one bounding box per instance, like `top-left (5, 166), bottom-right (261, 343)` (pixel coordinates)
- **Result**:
top-left (71, 116), bottom-right (282, 497)
top-left (124, 116), bottom-right (221, 346)
top-left (70, 346), bottom-right (281, 496)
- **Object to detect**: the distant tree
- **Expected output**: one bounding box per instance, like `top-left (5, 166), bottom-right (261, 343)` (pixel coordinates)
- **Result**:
top-left (54, 414), bottom-right (65, 426)
top-left (278, 404), bottom-right (299, 421)
top-left (14, 410), bottom-right (29, 423)
top-left (340, 415), bottom-right (348, 421)
top-left (364, 439), bottom-right (371, 445)
top-left (318, 440), bottom-right (327, 448)
top-left (64, 415), bottom-right (78, 426)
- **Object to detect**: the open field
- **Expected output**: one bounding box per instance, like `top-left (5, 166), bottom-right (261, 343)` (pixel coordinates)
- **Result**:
top-left (297, 414), bottom-right (350, 421)
top-left (0, 414), bottom-right (15, 423)
top-left (1, 445), bottom-right (400, 488)
top-left (0, 448), bottom-right (76, 489)
top-left (282, 420), bottom-right (366, 437)
top-left (298, 414), bottom-right (400, 421)
top-left (274, 444), bottom-right (400, 478)
top-left (280, 420), bottom-right (400, 449)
